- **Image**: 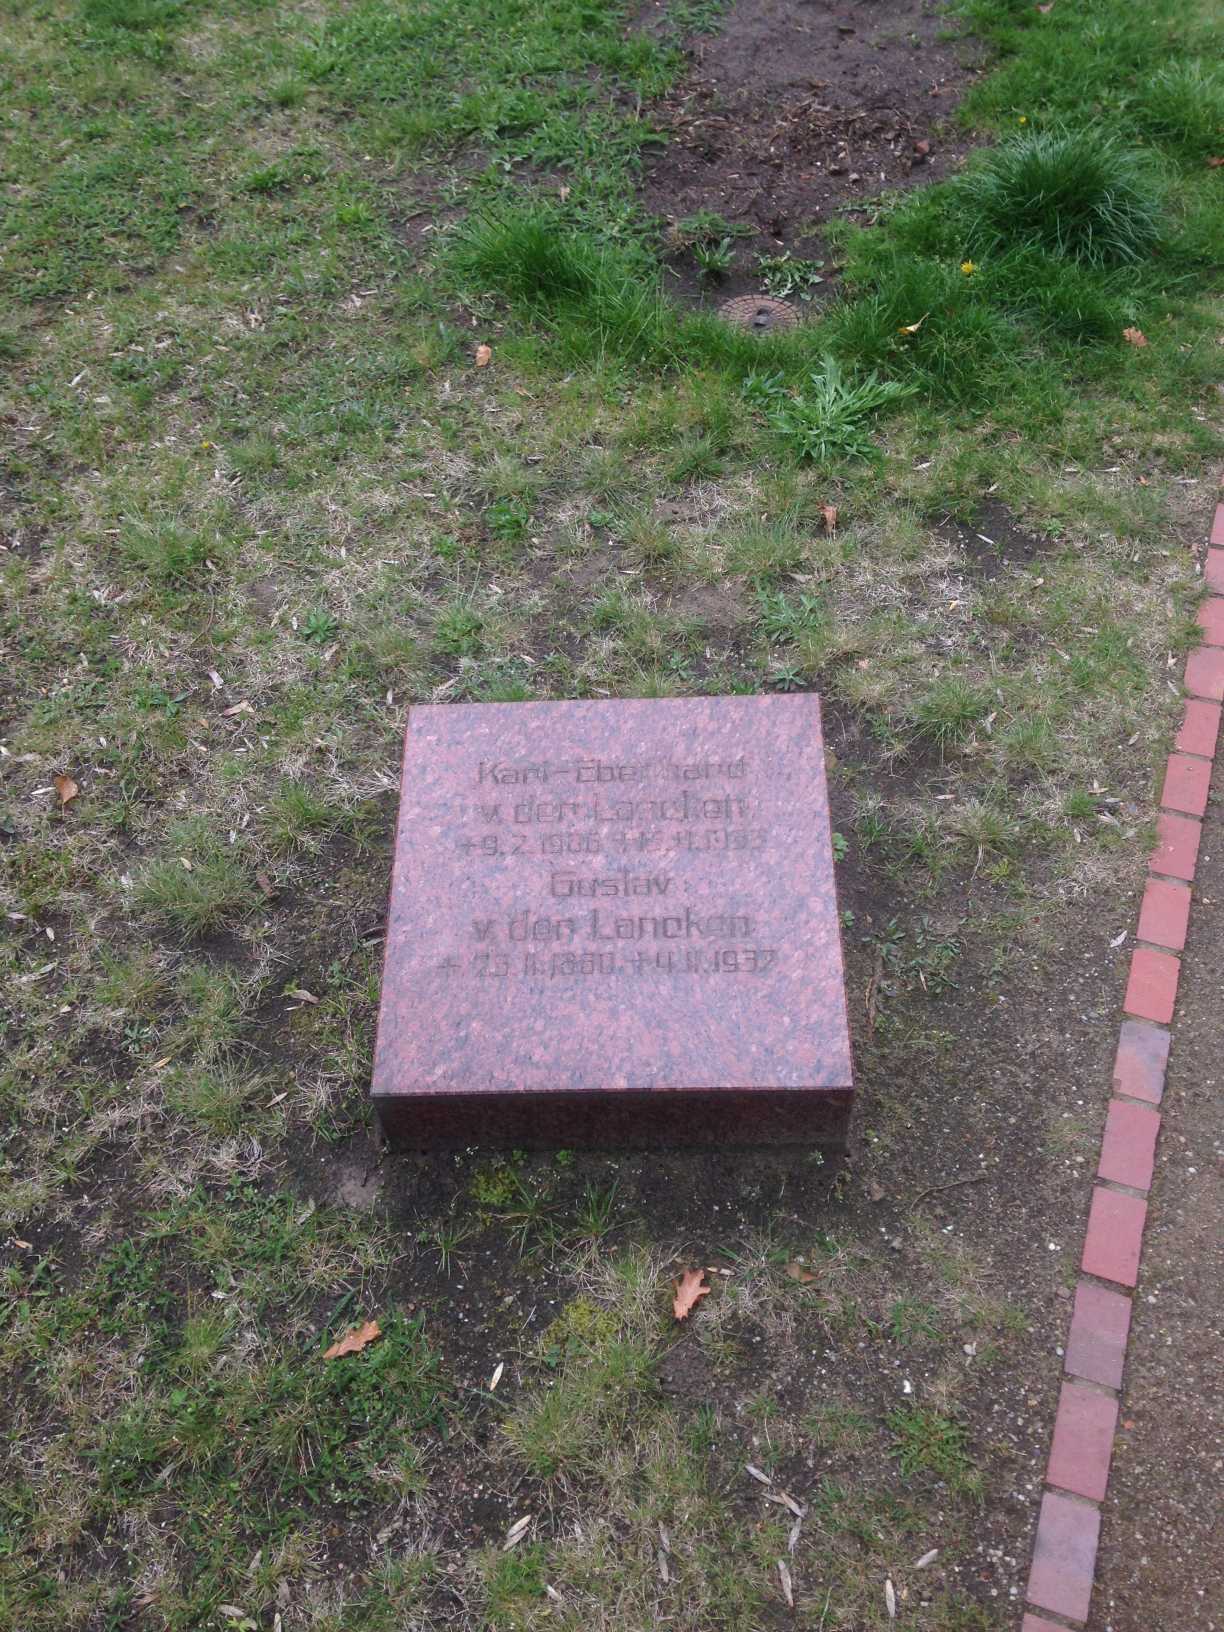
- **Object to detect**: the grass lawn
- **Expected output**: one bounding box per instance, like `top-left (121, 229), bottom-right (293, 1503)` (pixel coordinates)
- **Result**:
top-left (2, 0), bottom-right (1222, 1624)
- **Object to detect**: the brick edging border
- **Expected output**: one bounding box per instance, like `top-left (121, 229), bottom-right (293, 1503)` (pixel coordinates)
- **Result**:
top-left (1020, 506), bottom-right (1224, 1630)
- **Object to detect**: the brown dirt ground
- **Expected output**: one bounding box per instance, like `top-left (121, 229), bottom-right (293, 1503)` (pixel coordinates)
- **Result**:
top-left (638, 0), bottom-right (985, 305)
top-left (1090, 770), bottom-right (1224, 1631)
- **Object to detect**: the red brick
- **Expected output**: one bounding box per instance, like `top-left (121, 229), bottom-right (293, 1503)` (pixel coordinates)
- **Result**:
top-left (1026, 1490), bottom-right (1100, 1624)
top-left (1082, 1186), bottom-right (1148, 1287)
top-left (1207, 549), bottom-right (1224, 593)
top-left (1065, 1278), bottom-right (1133, 1389)
top-left (1123, 946), bottom-right (1180, 1024)
top-left (1161, 752), bottom-right (1212, 818)
top-left (1186, 644), bottom-right (1224, 702)
top-left (1211, 504), bottom-right (1224, 547)
top-left (1197, 596), bottom-right (1224, 646)
top-left (1176, 698), bottom-right (1221, 759)
top-left (1149, 810), bottom-right (1201, 882)
top-left (1112, 1020), bottom-right (1169, 1104)
top-left (1098, 1099), bottom-right (1161, 1191)
top-left (1136, 877), bottom-right (1191, 951)
top-left (1047, 1380), bottom-right (1119, 1502)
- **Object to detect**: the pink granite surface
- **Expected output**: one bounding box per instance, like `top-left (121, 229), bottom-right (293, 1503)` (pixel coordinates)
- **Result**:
top-left (371, 695), bottom-right (851, 1146)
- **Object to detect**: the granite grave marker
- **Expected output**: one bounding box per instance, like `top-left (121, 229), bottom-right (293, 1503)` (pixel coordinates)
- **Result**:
top-left (372, 695), bottom-right (852, 1146)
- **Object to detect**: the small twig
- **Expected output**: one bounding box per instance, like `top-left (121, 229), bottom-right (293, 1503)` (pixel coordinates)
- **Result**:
top-left (908, 1173), bottom-right (989, 1210)
top-left (865, 945), bottom-right (884, 1036)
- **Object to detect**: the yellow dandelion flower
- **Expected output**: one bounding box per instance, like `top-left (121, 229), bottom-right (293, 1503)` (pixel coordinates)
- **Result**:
top-left (961, 260), bottom-right (977, 276)
top-left (1018, 115), bottom-right (1028, 124)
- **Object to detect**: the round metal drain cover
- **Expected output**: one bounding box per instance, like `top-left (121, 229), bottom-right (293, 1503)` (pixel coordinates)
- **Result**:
top-left (717, 294), bottom-right (798, 333)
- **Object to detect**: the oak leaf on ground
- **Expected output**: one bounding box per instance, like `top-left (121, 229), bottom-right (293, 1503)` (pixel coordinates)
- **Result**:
top-left (475, 344), bottom-right (493, 367)
top-left (53, 774), bottom-right (79, 807)
top-left (672, 1267), bottom-right (710, 1320)
top-left (323, 1319), bottom-right (381, 1360)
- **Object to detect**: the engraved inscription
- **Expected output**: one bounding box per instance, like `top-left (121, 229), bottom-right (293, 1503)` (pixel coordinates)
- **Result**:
top-left (477, 755), bottom-right (748, 786)
top-left (433, 745), bottom-right (783, 983)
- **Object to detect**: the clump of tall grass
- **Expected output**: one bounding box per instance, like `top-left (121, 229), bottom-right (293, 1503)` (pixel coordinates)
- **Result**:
top-left (451, 207), bottom-right (676, 361)
top-left (1133, 61), bottom-right (1224, 160)
top-left (954, 130), bottom-right (1165, 265)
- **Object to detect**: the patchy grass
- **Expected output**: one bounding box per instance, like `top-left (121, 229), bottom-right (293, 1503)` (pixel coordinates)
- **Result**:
top-left (2, 0), bottom-right (1221, 1623)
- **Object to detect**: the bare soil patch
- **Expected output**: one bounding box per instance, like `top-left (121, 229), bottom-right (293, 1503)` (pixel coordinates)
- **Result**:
top-left (638, 0), bottom-right (984, 304)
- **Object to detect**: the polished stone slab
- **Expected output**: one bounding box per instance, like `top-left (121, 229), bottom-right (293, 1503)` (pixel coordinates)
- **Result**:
top-left (371, 695), bottom-right (851, 1146)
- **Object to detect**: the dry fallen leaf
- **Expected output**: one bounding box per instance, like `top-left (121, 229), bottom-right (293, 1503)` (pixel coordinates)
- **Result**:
top-left (256, 872), bottom-right (276, 898)
top-left (323, 1319), bottom-right (381, 1360)
top-left (898, 312), bottom-right (928, 335)
top-left (1035, 3), bottom-right (1053, 12)
top-left (777, 1559), bottom-right (794, 1608)
top-left (53, 773), bottom-right (79, 807)
top-left (1206, 156), bottom-right (1224, 168)
top-left (821, 503), bottom-right (839, 534)
top-left (785, 1261), bottom-right (816, 1283)
top-left (475, 344), bottom-right (493, 367)
top-left (288, 987), bottom-right (319, 1005)
top-left (1123, 327), bottom-right (1148, 348)
top-left (503, 1514), bottom-right (533, 1550)
top-left (489, 1360), bottom-right (505, 1392)
top-left (222, 699), bottom-right (254, 717)
top-left (745, 1462), bottom-right (773, 1485)
top-left (672, 1267), bottom-right (710, 1320)
top-left (885, 1576), bottom-right (897, 1619)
